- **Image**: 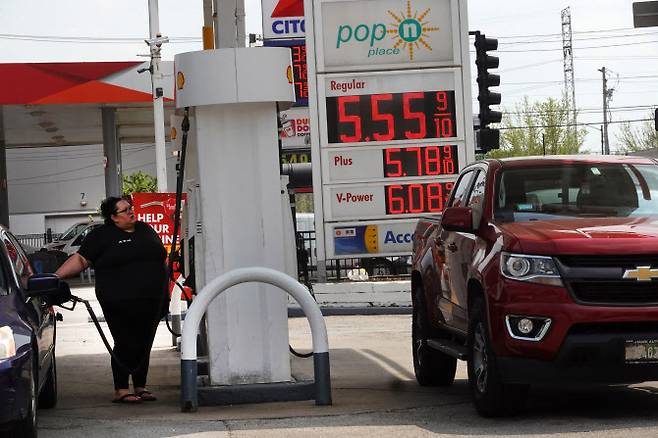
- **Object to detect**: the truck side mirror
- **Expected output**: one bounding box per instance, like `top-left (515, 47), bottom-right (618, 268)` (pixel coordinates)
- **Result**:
top-left (441, 207), bottom-right (474, 233)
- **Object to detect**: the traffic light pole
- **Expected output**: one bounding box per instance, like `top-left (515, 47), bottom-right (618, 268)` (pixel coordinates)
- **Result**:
top-left (472, 31), bottom-right (501, 153)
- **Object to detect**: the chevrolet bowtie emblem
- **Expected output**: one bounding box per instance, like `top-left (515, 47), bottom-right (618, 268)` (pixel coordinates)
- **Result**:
top-left (623, 266), bottom-right (658, 282)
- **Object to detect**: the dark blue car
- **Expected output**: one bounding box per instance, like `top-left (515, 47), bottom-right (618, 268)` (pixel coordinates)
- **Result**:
top-left (0, 228), bottom-right (69, 437)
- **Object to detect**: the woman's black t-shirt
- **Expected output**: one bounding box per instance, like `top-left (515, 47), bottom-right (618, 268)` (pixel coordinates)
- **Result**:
top-left (78, 221), bottom-right (167, 303)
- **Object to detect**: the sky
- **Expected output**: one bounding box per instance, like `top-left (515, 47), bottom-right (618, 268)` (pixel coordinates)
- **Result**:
top-left (0, 0), bottom-right (656, 154)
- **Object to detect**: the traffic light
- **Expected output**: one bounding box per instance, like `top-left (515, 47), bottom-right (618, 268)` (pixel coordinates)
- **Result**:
top-left (474, 32), bottom-right (501, 152)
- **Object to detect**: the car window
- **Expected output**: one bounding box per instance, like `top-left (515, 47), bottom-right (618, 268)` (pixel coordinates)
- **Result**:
top-left (448, 170), bottom-right (475, 208)
top-left (467, 170), bottom-right (487, 208)
top-left (59, 222), bottom-right (88, 241)
top-left (72, 224), bottom-right (98, 247)
top-left (494, 164), bottom-right (658, 223)
top-left (4, 234), bottom-right (34, 289)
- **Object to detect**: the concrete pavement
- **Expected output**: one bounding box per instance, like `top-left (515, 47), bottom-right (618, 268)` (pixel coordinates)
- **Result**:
top-left (38, 284), bottom-right (658, 437)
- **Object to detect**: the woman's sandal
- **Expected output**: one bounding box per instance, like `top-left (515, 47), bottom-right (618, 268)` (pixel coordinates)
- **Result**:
top-left (111, 393), bottom-right (142, 404)
top-left (136, 390), bottom-right (157, 401)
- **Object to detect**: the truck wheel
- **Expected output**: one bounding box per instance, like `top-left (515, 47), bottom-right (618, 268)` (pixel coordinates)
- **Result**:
top-left (412, 286), bottom-right (457, 386)
top-left (467, 298), bottom-right (528, 417)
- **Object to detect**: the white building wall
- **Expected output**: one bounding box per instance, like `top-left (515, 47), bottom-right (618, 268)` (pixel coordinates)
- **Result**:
top-left (7, 143), bottom-right (178, 234)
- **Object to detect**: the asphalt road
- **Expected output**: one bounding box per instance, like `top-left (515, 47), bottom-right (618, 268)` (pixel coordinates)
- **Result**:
top-left (37, 285), bottom-right (658, 437)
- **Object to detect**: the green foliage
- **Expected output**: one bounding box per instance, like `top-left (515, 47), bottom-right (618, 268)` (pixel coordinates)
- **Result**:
top-left (486, 97), bottom-right (586, 158)
top-left (617, 113), bottom-right (658, 153)
top-left (122, 171), bottom-right (157, 196)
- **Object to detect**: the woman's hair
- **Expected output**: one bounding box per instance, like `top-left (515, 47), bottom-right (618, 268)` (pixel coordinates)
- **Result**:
top-left (100, 197), bottom-right (124, 225)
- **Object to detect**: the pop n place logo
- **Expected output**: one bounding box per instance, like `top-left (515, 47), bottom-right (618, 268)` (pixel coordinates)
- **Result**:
top-left (335, 0), bottom-right (439, 61)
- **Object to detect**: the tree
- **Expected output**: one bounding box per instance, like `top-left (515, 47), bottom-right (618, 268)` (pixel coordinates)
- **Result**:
top-left (486, 97), bottom-right (586, 158)
top-left (617, 113), bottom-right (658, 153)
top-left (122, 171), bottom-right (157, 196)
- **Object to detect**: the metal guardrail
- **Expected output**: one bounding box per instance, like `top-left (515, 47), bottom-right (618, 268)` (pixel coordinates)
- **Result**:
top-left (180, 267), bottom-right (331, 412)
top-left (15, 233), bottom-right (63, 251)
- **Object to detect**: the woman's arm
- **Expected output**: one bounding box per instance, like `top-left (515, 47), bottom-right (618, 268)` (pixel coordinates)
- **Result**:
top-left (55, 253), bottom-right (90, 279)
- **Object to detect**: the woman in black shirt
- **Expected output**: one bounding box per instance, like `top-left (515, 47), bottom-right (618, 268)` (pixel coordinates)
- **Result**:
top-left (56, 196), bottom-right (167, 404)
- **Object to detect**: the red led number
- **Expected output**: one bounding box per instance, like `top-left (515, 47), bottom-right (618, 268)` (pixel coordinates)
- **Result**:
top-left (434, 91), bottom-right (454, 138)
top-left (371, 94), bottom-right (394, 141)
top-left (442, 145), bottom-right (455, 174)
top-left (337, 96), bottom-right (362, 143)
top-left (384, 148), bottom-right (403, 177)
top-left (403, 92), bottom-right (426, 139)
top-left (386, 183), bottom-right (447, 214)
top-left (387, 185), bottom-right (405, 214)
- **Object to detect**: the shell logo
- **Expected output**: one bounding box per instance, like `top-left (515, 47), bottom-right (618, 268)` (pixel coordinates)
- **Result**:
top-left (286, 65), bottom-right (293, 84)
top-left (364, 225), bottom-right (379, 253)
top-left (177, 71), bottom-right (185, 90)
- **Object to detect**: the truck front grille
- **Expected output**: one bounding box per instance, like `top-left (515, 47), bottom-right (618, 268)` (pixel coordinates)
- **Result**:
top-left (570, 281), bottom-right (658, 305)
top-left (559, 255), bottom-right (658, 269)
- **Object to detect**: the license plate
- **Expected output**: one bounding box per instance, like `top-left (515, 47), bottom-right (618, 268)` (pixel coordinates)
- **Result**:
top-left (625, 339), bottom-right (658, 363)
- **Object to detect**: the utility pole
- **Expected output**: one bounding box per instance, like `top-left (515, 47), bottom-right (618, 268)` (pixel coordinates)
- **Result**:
top-left (147, 0), bottom-right (169, 192)
top-left (561, 7), bottom-right (577, 134)
top-left (598, 67), bottom-right (610, 155)
top-left (600, 125), bottom-right (604, 155)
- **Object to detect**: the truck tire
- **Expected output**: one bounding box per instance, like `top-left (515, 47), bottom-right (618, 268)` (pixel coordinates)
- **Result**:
top-left (467, 298), bottom-right (528, 417)
top-left (412, 286), bottom-right (457, 386)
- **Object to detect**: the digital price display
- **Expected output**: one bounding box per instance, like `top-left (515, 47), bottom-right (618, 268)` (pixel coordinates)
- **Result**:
top-left (325, 90), bottom-right (456, 144)
top-left (264, 39), bottom-right (308, 106)
top-left (383, 145), bottom-right (458, 178)
top-left (384, 182), bottom-right (453, 215)
top-left (291, 44), bottom-right (308, 103)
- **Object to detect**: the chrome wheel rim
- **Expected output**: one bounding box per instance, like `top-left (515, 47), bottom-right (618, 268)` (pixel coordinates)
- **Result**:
top-left (472, 322), bottom-right (488, 393)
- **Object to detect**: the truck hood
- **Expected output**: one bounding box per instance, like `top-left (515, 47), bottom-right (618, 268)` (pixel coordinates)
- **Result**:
top-left (498, 216), bottom-right (658, 255)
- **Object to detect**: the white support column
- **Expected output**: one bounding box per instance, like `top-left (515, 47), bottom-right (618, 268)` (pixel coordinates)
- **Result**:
top-left (175, 48), bottom-right (295, 385)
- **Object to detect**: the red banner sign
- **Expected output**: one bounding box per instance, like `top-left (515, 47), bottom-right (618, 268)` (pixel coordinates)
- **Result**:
top-left (131, 192), bottom-right (187, 254)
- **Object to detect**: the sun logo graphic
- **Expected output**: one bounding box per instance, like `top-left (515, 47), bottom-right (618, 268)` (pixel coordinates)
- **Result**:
top-left (387, 0), bottom-right (439, 61)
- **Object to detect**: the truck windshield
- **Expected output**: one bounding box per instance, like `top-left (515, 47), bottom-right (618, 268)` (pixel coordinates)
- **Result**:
top-left (494, 163), bottom-right (658, 223)
top-left (59, 223), bottom-right (89, 241)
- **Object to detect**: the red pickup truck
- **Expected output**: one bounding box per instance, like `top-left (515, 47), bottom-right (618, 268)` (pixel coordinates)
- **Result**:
top-left (411, 155), bottom-right (658, 416)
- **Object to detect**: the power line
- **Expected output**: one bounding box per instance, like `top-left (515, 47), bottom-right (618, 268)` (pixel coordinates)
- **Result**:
top-left (495, 39), bottom-right (658, 53)
top-left (0, 33), bottom-right (201, 44)
top-left (499, 117), bottom-right (652, 130)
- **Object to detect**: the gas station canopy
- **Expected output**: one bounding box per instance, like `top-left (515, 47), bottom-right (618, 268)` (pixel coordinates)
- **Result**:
top-left (0, 61), bottom-right (175, 147)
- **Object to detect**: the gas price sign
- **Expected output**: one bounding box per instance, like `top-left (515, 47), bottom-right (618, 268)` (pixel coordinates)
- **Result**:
top-left (326, 90), bottom-right (456, 143)
top-left (319, 68), bottom-right (463, 146)
top-left (264, 39), bottom-right (308, 106)
top-left (324, 144), bottom-right (459, 183)
top-left (325, 180), bottom-right (454, 221)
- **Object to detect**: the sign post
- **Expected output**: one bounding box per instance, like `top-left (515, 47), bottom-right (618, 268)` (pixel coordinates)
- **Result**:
top-left (304, 0), bottom-right (475, 278)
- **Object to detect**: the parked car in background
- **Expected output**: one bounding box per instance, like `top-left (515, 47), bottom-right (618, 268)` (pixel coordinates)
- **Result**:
top-left (0, 226), bottom-right (71, 437)
top-left (45, 221), bottom-right (102, 256)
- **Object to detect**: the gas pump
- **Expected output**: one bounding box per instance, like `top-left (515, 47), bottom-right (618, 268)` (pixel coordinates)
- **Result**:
top-left (175, 48), bottom-right (297, 389)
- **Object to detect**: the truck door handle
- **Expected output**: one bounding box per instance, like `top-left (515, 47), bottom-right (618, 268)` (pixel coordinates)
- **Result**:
top-left (447, 243), bottom-right (458, 252)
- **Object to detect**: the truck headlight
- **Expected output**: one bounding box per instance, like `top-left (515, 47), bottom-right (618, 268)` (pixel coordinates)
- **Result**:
top-left (501, 252), bottom-right (563, 287)
top-left (0, 326), bottom-right (16, 360)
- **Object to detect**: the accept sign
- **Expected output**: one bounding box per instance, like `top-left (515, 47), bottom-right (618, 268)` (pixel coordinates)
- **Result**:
top-left (131, 192), bottom-right (187, 254)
